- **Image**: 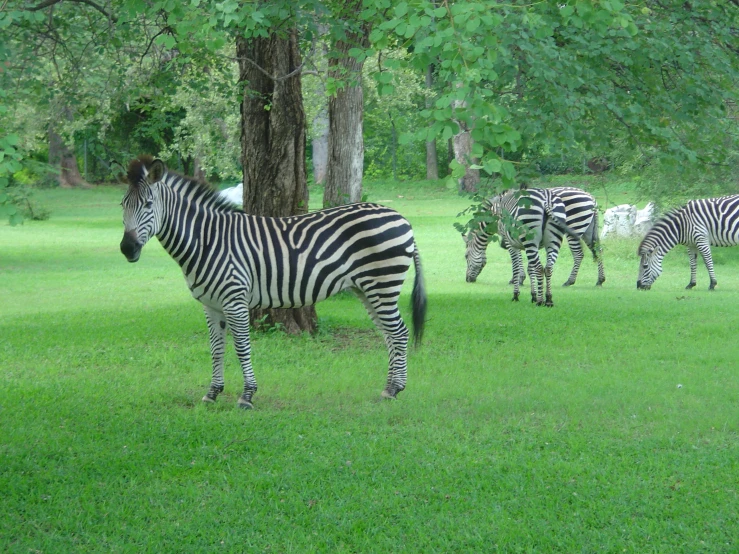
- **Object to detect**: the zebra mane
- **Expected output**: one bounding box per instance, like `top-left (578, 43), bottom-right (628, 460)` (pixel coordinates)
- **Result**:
top-left (165, 169), bottom-right (240, 211)
top-left (127, 155), bottom-right (155, 186)
top-left (127, 155), bottom-right (240, 212)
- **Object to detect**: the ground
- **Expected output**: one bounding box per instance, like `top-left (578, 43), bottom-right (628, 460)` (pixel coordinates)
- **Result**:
top-left (1, 177), bottom-right (738, 552)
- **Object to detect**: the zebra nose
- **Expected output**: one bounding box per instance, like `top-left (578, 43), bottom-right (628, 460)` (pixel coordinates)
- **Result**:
top-left (120, 231), bottom-right (142, 262)
top-left (466, 275), bottom-right (476, 283)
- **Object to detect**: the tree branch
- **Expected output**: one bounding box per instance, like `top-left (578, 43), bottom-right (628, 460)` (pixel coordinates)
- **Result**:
top-left (26, 0), bottom-right (117, 22)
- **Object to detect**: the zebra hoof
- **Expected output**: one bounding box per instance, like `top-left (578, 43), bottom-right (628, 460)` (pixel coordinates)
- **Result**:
top-left (686, 282), bottom-right (696, 290)
top-left (381, 388), bottom-right (400, 400)
top-left (202, 395), bottom-right (216, 403)
top-left (237, 399), bottom-right (254, 410)
top-left (562, 281), bottom-right (574, 287)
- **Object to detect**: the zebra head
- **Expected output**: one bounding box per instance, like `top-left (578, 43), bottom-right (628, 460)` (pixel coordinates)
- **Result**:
top-left (120, 156), bottom-right (167, 263)
top-left (464, 229), bottom-right (488, 282)
top-left (636, 243), bottom-right (663, 290)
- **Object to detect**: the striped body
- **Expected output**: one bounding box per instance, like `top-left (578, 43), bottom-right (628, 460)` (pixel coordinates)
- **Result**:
top-left (637, 195), bottom-right (739, 290)
top-left (504, 187), bottom-right (605, 288)
top-left (465, 188), bottom-right (578, 306)
top-left (120, 157), bottom-right (426, 407)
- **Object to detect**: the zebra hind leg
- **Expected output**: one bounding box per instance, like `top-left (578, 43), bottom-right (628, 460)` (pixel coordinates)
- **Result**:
top-left (354, 288), bottom-right (409, 399)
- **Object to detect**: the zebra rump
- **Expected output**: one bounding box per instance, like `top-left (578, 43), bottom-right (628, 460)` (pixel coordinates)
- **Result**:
top-left (501, 187), bottom-right (605, 288)
top-left (120, 156), bottom-right (426, 408)
top-left (465, 187), bottom-right (581, 306)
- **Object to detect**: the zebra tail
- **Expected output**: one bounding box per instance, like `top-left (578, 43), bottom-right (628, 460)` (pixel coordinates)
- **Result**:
top-left (411, 240), bottom-right (427, 348)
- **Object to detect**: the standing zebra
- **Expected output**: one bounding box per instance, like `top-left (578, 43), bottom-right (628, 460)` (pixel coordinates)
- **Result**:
top-left (637, 194), bottom-right (739, 290)
top-left (503, 187), bottom-right (605, 288)
top-left (465, 187), bottom-right (580, 306)
top-left (120, 156), bottom-right (426, 408)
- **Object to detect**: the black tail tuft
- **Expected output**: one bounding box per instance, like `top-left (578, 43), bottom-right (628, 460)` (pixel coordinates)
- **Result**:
top-left (411, 240), bottom-right (427, 347)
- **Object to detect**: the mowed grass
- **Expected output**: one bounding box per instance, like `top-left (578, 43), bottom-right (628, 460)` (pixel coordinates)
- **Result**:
top-left (1, 181), bottom-right (739, 553)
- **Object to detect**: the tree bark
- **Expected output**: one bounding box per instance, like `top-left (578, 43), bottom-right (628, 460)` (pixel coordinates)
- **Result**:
top-left (425, 64), bottom-right (439, 181)
top-left (312, 105), bottom-right (329, 185)
top-left (452, 97), bottom-right (480, 193)
top-left (49, 129), bottom-right (88, 188)
top-left (237, 30), bottom-right (317, 335)
top-left (323, 8), bottom-right (370, 208)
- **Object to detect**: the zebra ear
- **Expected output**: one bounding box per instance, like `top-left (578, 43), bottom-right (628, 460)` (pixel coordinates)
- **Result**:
top-left (148, 159), bottom-right (167, 183)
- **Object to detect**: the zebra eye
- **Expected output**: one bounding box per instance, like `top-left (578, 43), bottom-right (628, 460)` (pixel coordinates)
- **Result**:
top-left (145, 200), bottom-right (153, 209)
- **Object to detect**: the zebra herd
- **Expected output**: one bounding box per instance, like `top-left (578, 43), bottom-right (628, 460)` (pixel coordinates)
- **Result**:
top-left (119, 155), bottom-right (739, 407)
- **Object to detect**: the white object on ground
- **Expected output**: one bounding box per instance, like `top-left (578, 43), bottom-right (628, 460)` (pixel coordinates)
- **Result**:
top-left (218, 183), bottom-right (243, 206)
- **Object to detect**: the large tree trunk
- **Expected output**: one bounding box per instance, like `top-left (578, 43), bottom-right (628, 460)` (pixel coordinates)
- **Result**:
top-left (322, 9), bottom-right (370, 208)
top-left (425, 64), bottom-right (439, 181)
top-left (49, 128), bottom-right (88, 188)
top-left (237, 30), bottom-right (317, 335)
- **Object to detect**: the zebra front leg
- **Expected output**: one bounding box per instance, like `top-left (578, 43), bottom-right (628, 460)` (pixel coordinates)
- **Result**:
top-left (509, 248), bottom-right (525, 286)
top-left (354, 288), bottom-right (409, 399)
top-left (526, 249), bottom-right (544, 305)
top-left (544, 246), bottom-right (562, 307)
top-left (593, 241), bottom-right (606, 286)
top-left (686, 248), bottom-right (698, 289)
top-left (202, 306), bottom-right (227, 403)
top-left (224, 303), bottom-right (258, 409)
top-left (562, 236), bottom-right (583, 287)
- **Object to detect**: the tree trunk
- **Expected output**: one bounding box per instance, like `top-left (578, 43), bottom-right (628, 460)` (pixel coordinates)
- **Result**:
top-left (323, 8), bottom-right (370, 208)
top-left (192, 156), bottom-right (206, 182)
top-left (49, 129), bottom-right (89, 188)
top-left (390, 112), bottom-right (398, 181)
top-left (452, 97), bottom-right (480, 193)
top-left (237, 30), bottom-right (317, 335)
top-left (425, 64), bottom-right (438, 181)
top-left (312, 106), bottom-right (329, 185)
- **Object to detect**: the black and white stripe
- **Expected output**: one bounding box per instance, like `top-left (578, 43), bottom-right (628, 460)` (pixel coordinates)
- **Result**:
top-left (465, 187), bottom-right (579, 306)
top-left (637, 194), bottom-right (739, 290)
top-left (503, 187), bottom-right (605, 288)
top-left (120, 156), bottom-right (426, 408)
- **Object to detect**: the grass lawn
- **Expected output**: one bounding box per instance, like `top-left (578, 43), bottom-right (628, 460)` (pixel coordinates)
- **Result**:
top-left (1, 178), bottom-right (738, 552)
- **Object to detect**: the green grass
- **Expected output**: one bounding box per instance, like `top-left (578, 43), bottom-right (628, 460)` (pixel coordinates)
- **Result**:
top-left (2, 179), bottom-right (739, 552)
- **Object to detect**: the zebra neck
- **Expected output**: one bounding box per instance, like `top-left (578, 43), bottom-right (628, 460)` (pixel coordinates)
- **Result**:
top-left (155, 185), bottom-right (222, 267)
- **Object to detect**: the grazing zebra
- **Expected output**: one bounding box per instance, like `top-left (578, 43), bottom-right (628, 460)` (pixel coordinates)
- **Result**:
top-left (637, 194), bottom-right (739, 291)
top-left (120, 156), bottom-right (426, 408)
top-left (465, 187), bottom-right (580, 306)
top-left (503, 187), bottom-right (605, 288)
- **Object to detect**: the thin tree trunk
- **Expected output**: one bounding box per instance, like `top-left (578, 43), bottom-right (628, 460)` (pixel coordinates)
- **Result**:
top-left (312, 106), bottom-right (329, 184)
top-left (323, 6), bottom-right (370, 208)
top-left (390, 112), bottom-right (397, 181)
top-left (193, 156), bottom-right (206, 182)
top-left (452, 96), bottom-right (480, 193)
top-left (49, 129), bottom-right (88, 188)
top-left (312, 27), bottom-right (330, 185)
top-left (237, 30), bottom-right (317, 335)
top-left (425, 64), bottom-right (438, 181)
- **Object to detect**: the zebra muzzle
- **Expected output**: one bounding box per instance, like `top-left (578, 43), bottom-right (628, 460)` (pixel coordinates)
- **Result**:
top-left (120, 232), bottom-right (142, 263)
